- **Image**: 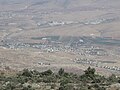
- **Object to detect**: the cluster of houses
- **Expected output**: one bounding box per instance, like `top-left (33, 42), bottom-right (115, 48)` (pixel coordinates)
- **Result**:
top-left (74, 58), bottom-right (120, 72)
top-left (2, 36), bottom-right (109, 58)
top-left (84, 48), bottom-right (107, 56)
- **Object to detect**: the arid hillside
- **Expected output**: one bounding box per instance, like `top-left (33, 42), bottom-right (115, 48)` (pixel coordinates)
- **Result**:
top-left (0, 0), bottom-right (120, 76)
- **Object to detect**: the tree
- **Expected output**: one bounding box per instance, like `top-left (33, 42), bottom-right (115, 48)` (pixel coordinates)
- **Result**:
top-left (41, 69), bottom-right (53, 76)
top-left (80, 67), bottom-right (96, 82)
top-left (84, 67), bottom-right (96, 75)
top-left (22, 69), bottom-right (32, 77)
top-left (58, 68), bottom-right (64, 76)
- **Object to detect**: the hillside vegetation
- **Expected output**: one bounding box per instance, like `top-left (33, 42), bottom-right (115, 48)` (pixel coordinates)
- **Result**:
top-left (0, 67), bottom-right (120, 90)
